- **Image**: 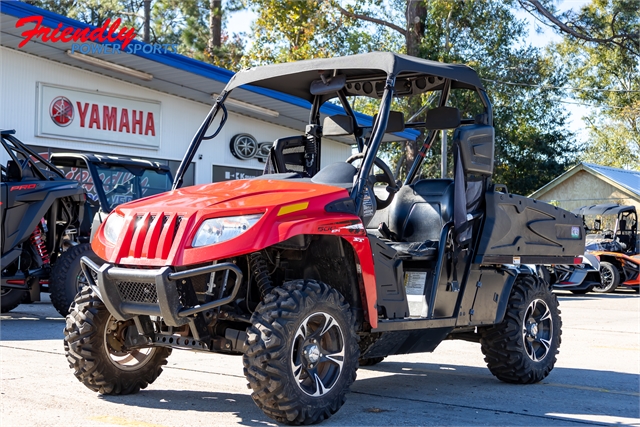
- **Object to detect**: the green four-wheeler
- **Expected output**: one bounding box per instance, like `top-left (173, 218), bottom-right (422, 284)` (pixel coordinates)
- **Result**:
top-left (64, 53), bottom-right (585, 425)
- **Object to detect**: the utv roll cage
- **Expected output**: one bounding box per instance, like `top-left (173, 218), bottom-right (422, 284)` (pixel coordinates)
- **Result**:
top-left (573, 203), bottom-right (638, 254)
top-left (1, 129), bottom-right (67, 182)
top-left (173, 52), bottom-right (493, 214)
top-left (49, 153), bottom-right (172, 215)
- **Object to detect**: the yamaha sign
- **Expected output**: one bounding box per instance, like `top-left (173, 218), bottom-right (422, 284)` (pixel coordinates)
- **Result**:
top-left (36, 82), bottom-right (161, 149)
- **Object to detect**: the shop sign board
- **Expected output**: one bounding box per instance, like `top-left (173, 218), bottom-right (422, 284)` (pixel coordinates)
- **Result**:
top-left (36, 82), bottom-right (161, 149)
top-left (213, 165), bottom-right (263, 182)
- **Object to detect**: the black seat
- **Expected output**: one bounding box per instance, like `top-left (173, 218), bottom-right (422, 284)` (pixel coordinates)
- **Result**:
top-left (385, 179), bottom-right (454, 260)
top-left (268, 135), bottom-right (307, 175)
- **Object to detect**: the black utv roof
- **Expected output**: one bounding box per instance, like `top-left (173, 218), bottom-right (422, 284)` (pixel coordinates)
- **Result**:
top-left (572, 203), bottom-right (637, 216)
top-left (49, 153), bottom-right (170, 172)
top-left (224, 52), bottom-right (484, 102)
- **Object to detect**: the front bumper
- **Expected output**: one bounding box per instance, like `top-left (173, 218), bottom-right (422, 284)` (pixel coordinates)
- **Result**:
top-left (80, 257), bottom-right (242, 327)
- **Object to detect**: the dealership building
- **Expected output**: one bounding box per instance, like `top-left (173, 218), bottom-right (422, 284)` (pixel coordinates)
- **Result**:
top-left (1, 2), bottom-right (416, 186)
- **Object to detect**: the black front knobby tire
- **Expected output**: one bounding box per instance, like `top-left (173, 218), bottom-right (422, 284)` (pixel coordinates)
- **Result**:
top-left (50, 243), bottom-right (101, 316)
top-left (593, 262), bottom-right (619, 293)
top-left (243, 280), bottom-right (359, 425)
top-left (480, 274), bottom-right (562, 384)
top-left (1, 288), bottom-right (28, 313)
top-left (64, 286), bottom-right (171, 395)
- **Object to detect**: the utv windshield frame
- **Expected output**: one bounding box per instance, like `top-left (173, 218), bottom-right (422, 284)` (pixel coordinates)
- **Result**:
top-left (50, 153), bottom-right (172, 214)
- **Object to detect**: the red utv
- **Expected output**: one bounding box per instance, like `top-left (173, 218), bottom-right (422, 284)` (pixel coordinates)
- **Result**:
top-left (64, 53), bottom-right (585, 425)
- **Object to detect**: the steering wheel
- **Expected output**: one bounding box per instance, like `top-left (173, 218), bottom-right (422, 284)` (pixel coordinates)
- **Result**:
top-left (346, 153), bottom-right (399, 210)
top-left (602, 229), bottom-right (614, 239)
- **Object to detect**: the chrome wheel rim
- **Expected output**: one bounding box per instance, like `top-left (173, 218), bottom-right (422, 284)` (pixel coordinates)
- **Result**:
top-left (290, 312), bottom-right (345, 397)
top-left (522, 299), bottom-right (553, 362)
top-left (598, 266), bottom-right (614, 289)
top-left (104, 317), bottom-right (156, 371)
top-left (74, 271), bottom-right (89, 294)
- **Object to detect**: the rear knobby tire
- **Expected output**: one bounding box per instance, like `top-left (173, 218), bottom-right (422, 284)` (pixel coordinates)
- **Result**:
top-left (50, 243), bottom-right (101, 316)
top-left (64, 286), bottom-right (171, 395)
top-left (1, 288), bottom-right (27, 313)
top-left (593, 262), bottom-right (619, 293)
top-left (243, 280), bottom-right (359, 425)
top-left (480, 274), bottom-right (561, 384)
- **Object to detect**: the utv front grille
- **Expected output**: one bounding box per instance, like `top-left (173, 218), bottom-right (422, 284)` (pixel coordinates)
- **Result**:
top-left (122, 212), bottom-right (184, 262)
top-left (116, 281), bottom-right (159, 303)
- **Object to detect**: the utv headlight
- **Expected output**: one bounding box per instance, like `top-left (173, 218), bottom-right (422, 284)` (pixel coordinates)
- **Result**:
top-left (192, 214), bottom-right (263, 247)
top-left (103, 213), bottom-right (125, 244)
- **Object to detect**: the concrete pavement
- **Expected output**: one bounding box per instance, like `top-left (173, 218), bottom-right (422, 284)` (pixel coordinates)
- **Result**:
top-left (1, 291), bottom-right (638, 426)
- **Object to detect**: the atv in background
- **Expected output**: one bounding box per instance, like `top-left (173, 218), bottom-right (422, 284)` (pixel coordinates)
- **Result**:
top-left (66, 53), bottom-right (586, 425)
top-left (47, 153), bottom-right (173, 315)
top-left (0, 134), bottom-right (173, 315)
top-left (574, 204), bottom-right (639, 293)
top-left (0, 130), bottom-right (84, 313)
top-left (539, 253), bottom-right (601, 294)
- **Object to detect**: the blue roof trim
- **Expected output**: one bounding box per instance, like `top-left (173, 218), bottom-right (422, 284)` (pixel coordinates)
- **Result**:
top-left (2, 0), bottom-right (419, 140)
top-left (583, 162), bottom-right (640, 197)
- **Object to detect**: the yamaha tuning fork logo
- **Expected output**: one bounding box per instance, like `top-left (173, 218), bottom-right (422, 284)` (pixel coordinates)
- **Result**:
top-left (50, 96), bottom-right (74, 127)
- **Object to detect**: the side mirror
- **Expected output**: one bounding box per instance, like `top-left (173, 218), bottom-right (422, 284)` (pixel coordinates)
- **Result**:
top-left (372, 111), bottom-right (405, 133)
top-left (424, 106), bottom-right (461, 130)
top-left (310, 74), bottom-right (346, 96)
top-left (323, 115), bottom-right (354, 136)
top-left (594, 219), bottom-right (601, 230)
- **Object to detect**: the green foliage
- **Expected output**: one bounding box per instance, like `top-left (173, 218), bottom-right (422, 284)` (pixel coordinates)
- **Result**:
top-left (241, 0), bottom-right (580, 195)
top-left (414, 0), bottom-right (579, 195)
top-left (242, 0), bottom-right (396, 66)
top-left (550, 0), bottom-right (639, 169)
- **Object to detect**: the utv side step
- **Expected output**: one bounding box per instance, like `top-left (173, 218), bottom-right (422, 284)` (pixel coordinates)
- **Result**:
top-left (373, 317), bottom-right (458, 332)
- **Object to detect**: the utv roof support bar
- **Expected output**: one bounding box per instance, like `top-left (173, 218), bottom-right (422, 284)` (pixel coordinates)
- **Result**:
top-left (172, 94), bottom-right (227, 190)
top-left (336, 90), bottom-right (365, 151)
top-left (404, 80), bottom-right (451, 186)
top-left (353, 75), bottom-right (396, 214)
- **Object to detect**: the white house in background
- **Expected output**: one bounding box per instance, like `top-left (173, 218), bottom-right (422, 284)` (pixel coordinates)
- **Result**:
top-left (530, 162), bottom-right (640, 213)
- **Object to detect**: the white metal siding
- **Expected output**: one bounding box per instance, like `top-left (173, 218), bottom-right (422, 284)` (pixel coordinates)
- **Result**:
top-left (1, 47), bottom-right (352, 184)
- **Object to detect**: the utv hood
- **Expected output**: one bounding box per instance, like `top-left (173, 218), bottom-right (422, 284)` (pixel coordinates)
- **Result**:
top-left (93, 179), bottom-right (356, 266)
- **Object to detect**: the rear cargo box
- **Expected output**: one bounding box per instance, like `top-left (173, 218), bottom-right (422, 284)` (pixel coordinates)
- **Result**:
top-left (475, 190), bottom-right (585, 264)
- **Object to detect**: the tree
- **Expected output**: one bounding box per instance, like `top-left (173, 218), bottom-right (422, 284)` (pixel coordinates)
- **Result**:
top-left (242, 0), bottom-right (389, 65)
top-left (244, 0), bottom-right (577, 194)
top-left (518, 0), bottom-right (639, 56)
top-left (179, 0), bottom-right (245, 69)
top-left (545, 0), bottom-right (639, 168)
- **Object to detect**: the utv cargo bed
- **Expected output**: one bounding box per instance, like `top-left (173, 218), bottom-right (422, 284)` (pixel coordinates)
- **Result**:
top-left (476, 189), bottom-right (584, 264)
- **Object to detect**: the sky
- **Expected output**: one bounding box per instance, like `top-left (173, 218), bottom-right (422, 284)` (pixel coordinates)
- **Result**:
top-left (225, 1), bottom-right (592, 140)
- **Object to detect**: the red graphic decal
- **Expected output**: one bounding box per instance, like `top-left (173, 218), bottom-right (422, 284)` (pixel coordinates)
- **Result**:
top-left (15, 16), bottom-right (136, 49)
top-left (10, 184), bottom-right (37, 191)
top-left (50, 96), bottom-right (74, 127)
top-left (316, 219), bottom-right (365, 235)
